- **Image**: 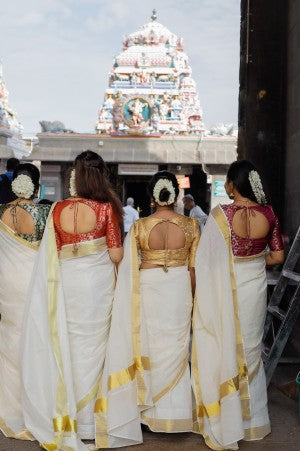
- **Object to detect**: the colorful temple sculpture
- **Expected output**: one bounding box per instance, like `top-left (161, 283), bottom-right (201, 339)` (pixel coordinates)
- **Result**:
top-left (0, 62), bottom-right (28, 158)
top-left (0, 63), bottom-right (23, 139)
top-left (96, 10), bottom-right (204, 136)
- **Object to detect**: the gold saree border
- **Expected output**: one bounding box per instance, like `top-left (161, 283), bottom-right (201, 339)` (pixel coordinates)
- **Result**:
top-left (46, 206), bottom-right (77, 449)
top-left (192, 297), bottom-right (227, 451)
top-left (0, 219), bottom-right (40, 250)
top-left (76, 378), bottom-right (100, 412)
top-left (141, 414), bottom-right (192, 433)
top-left (153, 355), bottom-right (189, 404)
top-left (94, 377), bottom-right (109, 448)
top-left (59, 237), bottom-right (107, 260)
top-left (244, 423), bottom-right (271, 440)
top-left (53, 416), bottom-right (77, 433)
top-left (0, 417), bottom-right (34, 441)
top-left (234, 250), bottom-right (266, 262)
top-left (108, 356), bottom-right (150, 391)
top-left (130, 225), bottom-right (150, 405)
top-left (41, 444), bottom-right (75, 451)
top-left (211, 205), bottom-right (251, 420)
top-left (47, 213), bottom-right (68, 417)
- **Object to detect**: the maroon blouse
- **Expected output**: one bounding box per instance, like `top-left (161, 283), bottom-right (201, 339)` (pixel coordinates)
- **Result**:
top-left (221, 204), bottom-right (284, 257)
top-left (53, 199), bottom-right (122, 252)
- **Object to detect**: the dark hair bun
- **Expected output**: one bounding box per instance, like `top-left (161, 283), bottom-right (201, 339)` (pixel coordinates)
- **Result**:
top-left (148, 170), bottom-right (179, 204)
top-left (159, 188), bottom-right (171, 203)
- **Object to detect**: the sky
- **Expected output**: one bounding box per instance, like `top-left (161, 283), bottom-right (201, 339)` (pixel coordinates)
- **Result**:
top-left (0, 0), bottom-right (240, 135)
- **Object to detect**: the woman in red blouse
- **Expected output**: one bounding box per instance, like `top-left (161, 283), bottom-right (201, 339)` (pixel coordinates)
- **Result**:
top-left (193, 160), bottom-right (284, 450)
top-left (22, 151), bottom-right (123, 449)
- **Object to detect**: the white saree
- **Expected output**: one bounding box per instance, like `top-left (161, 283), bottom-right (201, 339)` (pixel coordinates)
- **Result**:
top-left (193, 205), bottom-right (270, 450)
top-left (0, 220), bottom-right (39, 441)
top-left (21, 212), bottom-right (115, 450)
top-left (96, 225), bottom-right (194, 448)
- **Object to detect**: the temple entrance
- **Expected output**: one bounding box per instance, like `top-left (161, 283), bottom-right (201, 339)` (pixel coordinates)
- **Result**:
top-left (124, 177), bottom-right (151, 217)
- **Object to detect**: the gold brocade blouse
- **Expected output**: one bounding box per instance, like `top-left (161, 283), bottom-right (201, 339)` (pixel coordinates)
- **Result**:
top-left (133, 215), bottom-right (200, 270)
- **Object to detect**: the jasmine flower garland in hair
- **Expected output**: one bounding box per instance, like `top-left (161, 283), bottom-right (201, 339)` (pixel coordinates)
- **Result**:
top-left (11, 174), bottom-right (34, 199)
top-left (69, 169), bottom-right (77, 197)
top-left (249, 170), bottom-right (266, 205)
top-left (153, 179), bottom-right (176, 206)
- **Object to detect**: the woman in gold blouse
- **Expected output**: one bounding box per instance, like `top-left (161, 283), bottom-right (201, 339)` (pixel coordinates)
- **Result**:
top-left (96, 171), bottom-right (200, 448)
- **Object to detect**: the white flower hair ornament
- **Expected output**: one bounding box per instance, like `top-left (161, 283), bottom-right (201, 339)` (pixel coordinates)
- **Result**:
top-left (153, 179), bottom-right (176, 206)
top-left (11, 174), bottom-right (35, 199)
top-left (69, 169), bottom-right (77, 197)
top-left (248, 170), bottom-right (267, 205)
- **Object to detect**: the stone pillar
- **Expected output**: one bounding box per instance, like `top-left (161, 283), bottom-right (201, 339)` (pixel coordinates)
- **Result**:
top-left (238, 0), bottom-right (287, 221)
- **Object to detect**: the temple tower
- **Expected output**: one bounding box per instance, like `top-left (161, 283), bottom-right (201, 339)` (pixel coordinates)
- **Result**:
top-left (96, 10), bottom-right (204, 136)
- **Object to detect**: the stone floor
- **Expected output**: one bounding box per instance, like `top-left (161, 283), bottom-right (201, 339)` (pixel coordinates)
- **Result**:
top-left (1, 366), bottom-right (299, 451)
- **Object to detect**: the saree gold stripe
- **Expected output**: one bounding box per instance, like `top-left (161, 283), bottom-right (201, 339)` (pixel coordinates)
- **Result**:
top-left (0, 219), bottom-right (40, 250)
top-left (53, 416), bottom-right (77, 433)
top-left (94, 397), bottom-right (108, 413)
top-left (76, 378), bottom-right (100, 412)
top-left (41, 445), bottom-right (75, 451)
top-left (130, 226), bottom-right (149, 405)
top-left (59, 237), bottom-right (107, 260)
top-left (46, 206), bottom-right (77, 449)
top-left (41, 444), bottom-right (57, 451)
top-left (195, 373), bottom-right (239, 419)
top-left (244, 423), bottom-right (271, 440)
top-left (153, 354), bottom-right (189, 404)
top-left (141, 414), bottom-right (193, 432)
top-left (212, 205), bottom-right (251, 421)
top-left (192, 299), bottom-right (240, 422)
top-left (47, 214), bottom-right (69, 417)
top-left (220, 375), bottom-right (239, 398)
top-left (108, 356), bottom-right (150, 390)
top-left (234, 250), bottom-right (266, 262)
top-left (95, 377), bottom-right (109, 448)
top-left (0, 417), bottom-right (34, 440)
top-left (191, 297), bottom-right (204, 434)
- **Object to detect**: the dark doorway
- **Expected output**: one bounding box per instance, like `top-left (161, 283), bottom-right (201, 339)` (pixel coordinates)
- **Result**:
top-left (124, 177), bottom-right (151, 217)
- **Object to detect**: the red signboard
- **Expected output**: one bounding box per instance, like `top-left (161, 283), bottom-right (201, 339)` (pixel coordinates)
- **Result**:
top-left (177, 176), bottom-right (190, 189)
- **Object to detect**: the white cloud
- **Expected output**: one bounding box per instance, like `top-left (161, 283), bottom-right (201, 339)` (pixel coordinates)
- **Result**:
top-left (0, 0), bottom-right (240, 133)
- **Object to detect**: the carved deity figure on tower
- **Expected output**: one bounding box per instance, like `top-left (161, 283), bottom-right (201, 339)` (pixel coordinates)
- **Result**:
top-left (129, 98), bottom-right (146, 126)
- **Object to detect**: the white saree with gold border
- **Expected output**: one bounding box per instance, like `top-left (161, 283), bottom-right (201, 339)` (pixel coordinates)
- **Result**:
top-left (0, 220), bottom-right (39, 441)
top-left (21, 211), bottom-right (115, 450)
top-left (193, 205), bottom-right (270, 450)
top-left (96, 224), bottom-right (194, 448)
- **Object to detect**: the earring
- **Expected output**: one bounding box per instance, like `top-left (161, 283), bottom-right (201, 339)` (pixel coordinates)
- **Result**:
top-left (229, 192), bottom-right (234, 200)
top-left (150, 201), bottom-right (155, 208)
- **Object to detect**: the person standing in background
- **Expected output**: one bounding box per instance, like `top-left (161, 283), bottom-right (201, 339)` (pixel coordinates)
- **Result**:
top-left (123, 197), bottom-right (139, 234)
top-left (183, 193), bottom-right (207, 232)
top-left (0, 158), bottom-right (20, 203)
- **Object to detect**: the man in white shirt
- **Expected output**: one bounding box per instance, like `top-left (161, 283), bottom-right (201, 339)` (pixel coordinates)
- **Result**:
top-left (123, 197), bottom-right (139, 234)
top-left (183, 194), bottom-right (207, 232)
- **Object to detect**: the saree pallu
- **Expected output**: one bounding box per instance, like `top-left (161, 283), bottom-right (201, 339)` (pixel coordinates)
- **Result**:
top-left (0, 221), bottom-right (39, 440)
top-left (21, 214), bottom-right (115, 451)
top-left (96, 227), bottom-right (193, 448)
top-left (193, 205), bottom-right (270, 450)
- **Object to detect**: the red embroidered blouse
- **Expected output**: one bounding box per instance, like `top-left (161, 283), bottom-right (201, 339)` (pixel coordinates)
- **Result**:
top-left (221, 204), bottom-right (284, 257)
top-left (53, 199), bottom-right (122, 251)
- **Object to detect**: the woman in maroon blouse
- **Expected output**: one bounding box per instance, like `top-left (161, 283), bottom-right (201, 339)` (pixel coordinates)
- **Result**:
top-left (22, 151), bottom-right (124, 449)
top-left (192, 160), bottom-right (284, 450)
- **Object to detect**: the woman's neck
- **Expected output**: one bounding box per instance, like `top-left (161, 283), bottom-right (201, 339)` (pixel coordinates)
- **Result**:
top-left (233, 195), bottom-right (257, 206)
top-left (11, 198), bottom-right (34, 204)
